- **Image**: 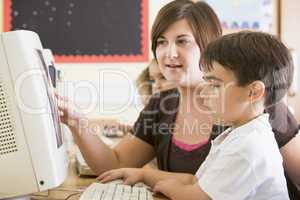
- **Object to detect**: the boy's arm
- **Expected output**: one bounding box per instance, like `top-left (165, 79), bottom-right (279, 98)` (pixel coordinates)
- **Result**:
top-left (142, 169), bottom-right (197, 188)
top-left (153, 179), bottom-right (210, 200)
top-left (97, 168), bottom-right (196, 187)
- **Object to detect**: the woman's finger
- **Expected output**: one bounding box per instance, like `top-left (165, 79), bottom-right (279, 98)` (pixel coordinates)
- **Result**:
top-left (97, 171), bottom-right (112, 181)
top-left (58, 110), bottom-right (64, 117)
top-left (55, 93), bottom-right (69, 102)
top-left (99, 171), bottom-right (124, 183)
top-left (97, 169), bottom-right (122, 181)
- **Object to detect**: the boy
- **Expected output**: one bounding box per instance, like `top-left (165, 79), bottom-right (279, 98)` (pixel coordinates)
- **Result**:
top-left (153, 31), bottom-right (292, 199)
top-left (98, 31), bottom-right (292, 200)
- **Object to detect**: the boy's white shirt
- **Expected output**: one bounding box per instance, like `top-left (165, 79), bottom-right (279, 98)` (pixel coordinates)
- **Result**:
top-left (196, 114), bottom-right (289, 200)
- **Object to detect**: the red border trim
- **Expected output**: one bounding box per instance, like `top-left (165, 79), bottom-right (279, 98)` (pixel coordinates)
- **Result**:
top-left (3, 0), bottom-right (149, 63)
top-left (4, 0), bottom-right (12, 32)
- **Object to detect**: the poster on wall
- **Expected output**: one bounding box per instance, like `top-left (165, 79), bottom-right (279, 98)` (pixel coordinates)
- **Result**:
top-left (204, 0), bottom-right (278, 35)
top-left (3, 0), bottom-right (149, 63)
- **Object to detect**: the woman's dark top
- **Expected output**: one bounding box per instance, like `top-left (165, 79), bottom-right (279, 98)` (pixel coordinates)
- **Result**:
top-left (133, 88), bottom-right (299, 199)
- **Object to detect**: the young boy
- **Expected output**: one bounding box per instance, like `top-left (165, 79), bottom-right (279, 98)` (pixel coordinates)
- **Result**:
top-left (98, 31), bottom-right (292, 200)
top-left (154, 31), bottom-right (292, 199)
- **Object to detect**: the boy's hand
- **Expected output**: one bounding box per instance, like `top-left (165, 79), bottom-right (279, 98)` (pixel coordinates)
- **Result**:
top-left (153, 179), bottom-right (183, 198)
top-left (97, 168), bottom-right (144, 185)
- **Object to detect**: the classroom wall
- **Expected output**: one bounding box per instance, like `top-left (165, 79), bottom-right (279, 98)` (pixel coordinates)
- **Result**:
top-left (1, 1), bottom-right (299, 122)
top-left (0, 1), bottom-right (173, 124)
top-left (53, 1), bottom-right (173, 124)
top-left (282, 0), bottom-right (300, 122)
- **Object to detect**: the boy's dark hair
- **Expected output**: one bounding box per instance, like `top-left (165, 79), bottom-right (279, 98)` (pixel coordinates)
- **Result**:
top-left (202, 31), bottom-right (294, 107)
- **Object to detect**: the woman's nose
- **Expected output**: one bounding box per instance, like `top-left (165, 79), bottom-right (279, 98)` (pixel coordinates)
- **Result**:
top-left (166, 43), bottom-right (178, 59)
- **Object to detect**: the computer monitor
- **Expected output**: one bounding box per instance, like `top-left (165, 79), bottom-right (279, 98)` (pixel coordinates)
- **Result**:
top-left (42, 49), bottom-right (59, 88)
top-left (0, 30), bottom-right (68, 199)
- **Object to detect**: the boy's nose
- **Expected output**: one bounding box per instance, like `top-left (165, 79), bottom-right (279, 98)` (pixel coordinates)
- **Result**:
top-left (200, 85), bottom-right (210, 98)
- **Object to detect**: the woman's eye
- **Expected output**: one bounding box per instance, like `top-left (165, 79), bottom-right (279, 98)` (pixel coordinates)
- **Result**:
top-left (157, 40), bottom-right (167, 46)
top-left (177, 39), bottom-right (189, 45)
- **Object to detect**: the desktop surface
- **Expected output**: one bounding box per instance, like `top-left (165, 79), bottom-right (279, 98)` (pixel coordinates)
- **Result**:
top-left (31, 144), bottom-right (166, 200)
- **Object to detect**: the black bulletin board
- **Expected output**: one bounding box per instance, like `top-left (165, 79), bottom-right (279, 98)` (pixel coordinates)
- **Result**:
top-left (4, 0), bottom-right (149, 62)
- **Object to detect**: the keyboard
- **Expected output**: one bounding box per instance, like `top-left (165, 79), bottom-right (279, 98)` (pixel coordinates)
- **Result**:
top-left (80, 182), bottom-right (153, 200)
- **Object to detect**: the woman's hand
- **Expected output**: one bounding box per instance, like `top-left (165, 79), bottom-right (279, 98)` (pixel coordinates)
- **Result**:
top-left (56, 94), bottom-right (86, 134)
top-left (97, 168), bottom-right (144, 185)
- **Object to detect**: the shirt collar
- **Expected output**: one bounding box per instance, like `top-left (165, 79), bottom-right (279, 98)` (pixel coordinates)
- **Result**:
top-left (211, 113), bottom-right (271, 149)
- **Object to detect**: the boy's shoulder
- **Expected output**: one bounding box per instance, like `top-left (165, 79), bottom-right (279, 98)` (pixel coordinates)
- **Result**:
top-left (220, 114), bottom-right (280, 161)
top-left (197, 114), bottom-right (289, 200)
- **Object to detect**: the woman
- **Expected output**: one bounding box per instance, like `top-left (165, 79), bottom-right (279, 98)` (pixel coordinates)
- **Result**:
top-left (58, 0), bottom-right (300, 198)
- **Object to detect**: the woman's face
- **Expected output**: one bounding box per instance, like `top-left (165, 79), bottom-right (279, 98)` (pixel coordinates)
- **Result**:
top-left (155, 19), bottom-right (203, 88)
top-left (149, 61), bottom-right (176, 93)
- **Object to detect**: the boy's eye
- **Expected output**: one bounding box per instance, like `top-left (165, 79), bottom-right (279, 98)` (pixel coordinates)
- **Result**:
top-left (209, 83), bottom-right (221, 89)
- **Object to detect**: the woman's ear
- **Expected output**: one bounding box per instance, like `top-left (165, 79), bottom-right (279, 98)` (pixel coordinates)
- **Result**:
top-left (248, 81), bottom-right (265, 103)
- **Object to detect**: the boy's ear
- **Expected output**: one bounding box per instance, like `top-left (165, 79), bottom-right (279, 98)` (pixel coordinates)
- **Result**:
top-left (248, 81), bottom-right (265, 103)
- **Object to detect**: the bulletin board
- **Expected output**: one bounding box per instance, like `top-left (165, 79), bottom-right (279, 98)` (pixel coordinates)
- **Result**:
top-left (204, 0), bottom-right (279, 35)
top-left (3, 0), bottom-right (149, 63)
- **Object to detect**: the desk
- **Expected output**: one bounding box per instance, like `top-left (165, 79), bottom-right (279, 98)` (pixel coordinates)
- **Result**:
top-left (31, 149), bottom-right (166, 200)
top-left (31, 154), bottom-right (95, 200)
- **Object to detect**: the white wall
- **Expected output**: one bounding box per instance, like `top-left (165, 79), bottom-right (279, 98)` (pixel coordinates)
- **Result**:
top-left (282, 0), bottom-right (300, 122)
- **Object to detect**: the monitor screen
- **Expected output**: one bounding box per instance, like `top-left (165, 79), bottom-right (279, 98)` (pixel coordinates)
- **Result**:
top-left (37, 49), bottom-right (62, 148)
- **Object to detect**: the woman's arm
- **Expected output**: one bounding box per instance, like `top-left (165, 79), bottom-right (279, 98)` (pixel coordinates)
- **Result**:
top-left (57, 95), bottom-right (155, 175)
top-left (76, 133), bottom-right (156, 175)
top-left (280, 133), bottom-right (300, 187)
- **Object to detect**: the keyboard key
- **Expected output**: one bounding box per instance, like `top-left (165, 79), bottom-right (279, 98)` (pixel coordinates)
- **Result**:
top-left (80, 183), bottom-right (153, 200)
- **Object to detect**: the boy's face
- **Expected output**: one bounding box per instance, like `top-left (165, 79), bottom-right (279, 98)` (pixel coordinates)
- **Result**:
top-left (201, 62), bottom-right (250, 126)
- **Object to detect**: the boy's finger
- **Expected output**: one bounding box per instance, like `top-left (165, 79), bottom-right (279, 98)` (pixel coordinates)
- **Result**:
top-left (123, 177), bottom-right (137, 186)
top-left (153, 182), bottom-right (163, 194)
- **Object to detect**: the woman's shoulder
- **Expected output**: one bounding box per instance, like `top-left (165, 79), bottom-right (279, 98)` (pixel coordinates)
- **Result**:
top-left (146, 88), bottom-right (180, 112)
top-left (152, 88), bottom-right (179, 99)
top-left (265, 101), bottom-right (299, 148)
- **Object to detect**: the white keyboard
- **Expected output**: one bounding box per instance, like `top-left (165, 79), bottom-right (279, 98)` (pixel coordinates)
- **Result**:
top-left (80, 182), bottom-right (153, 200)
